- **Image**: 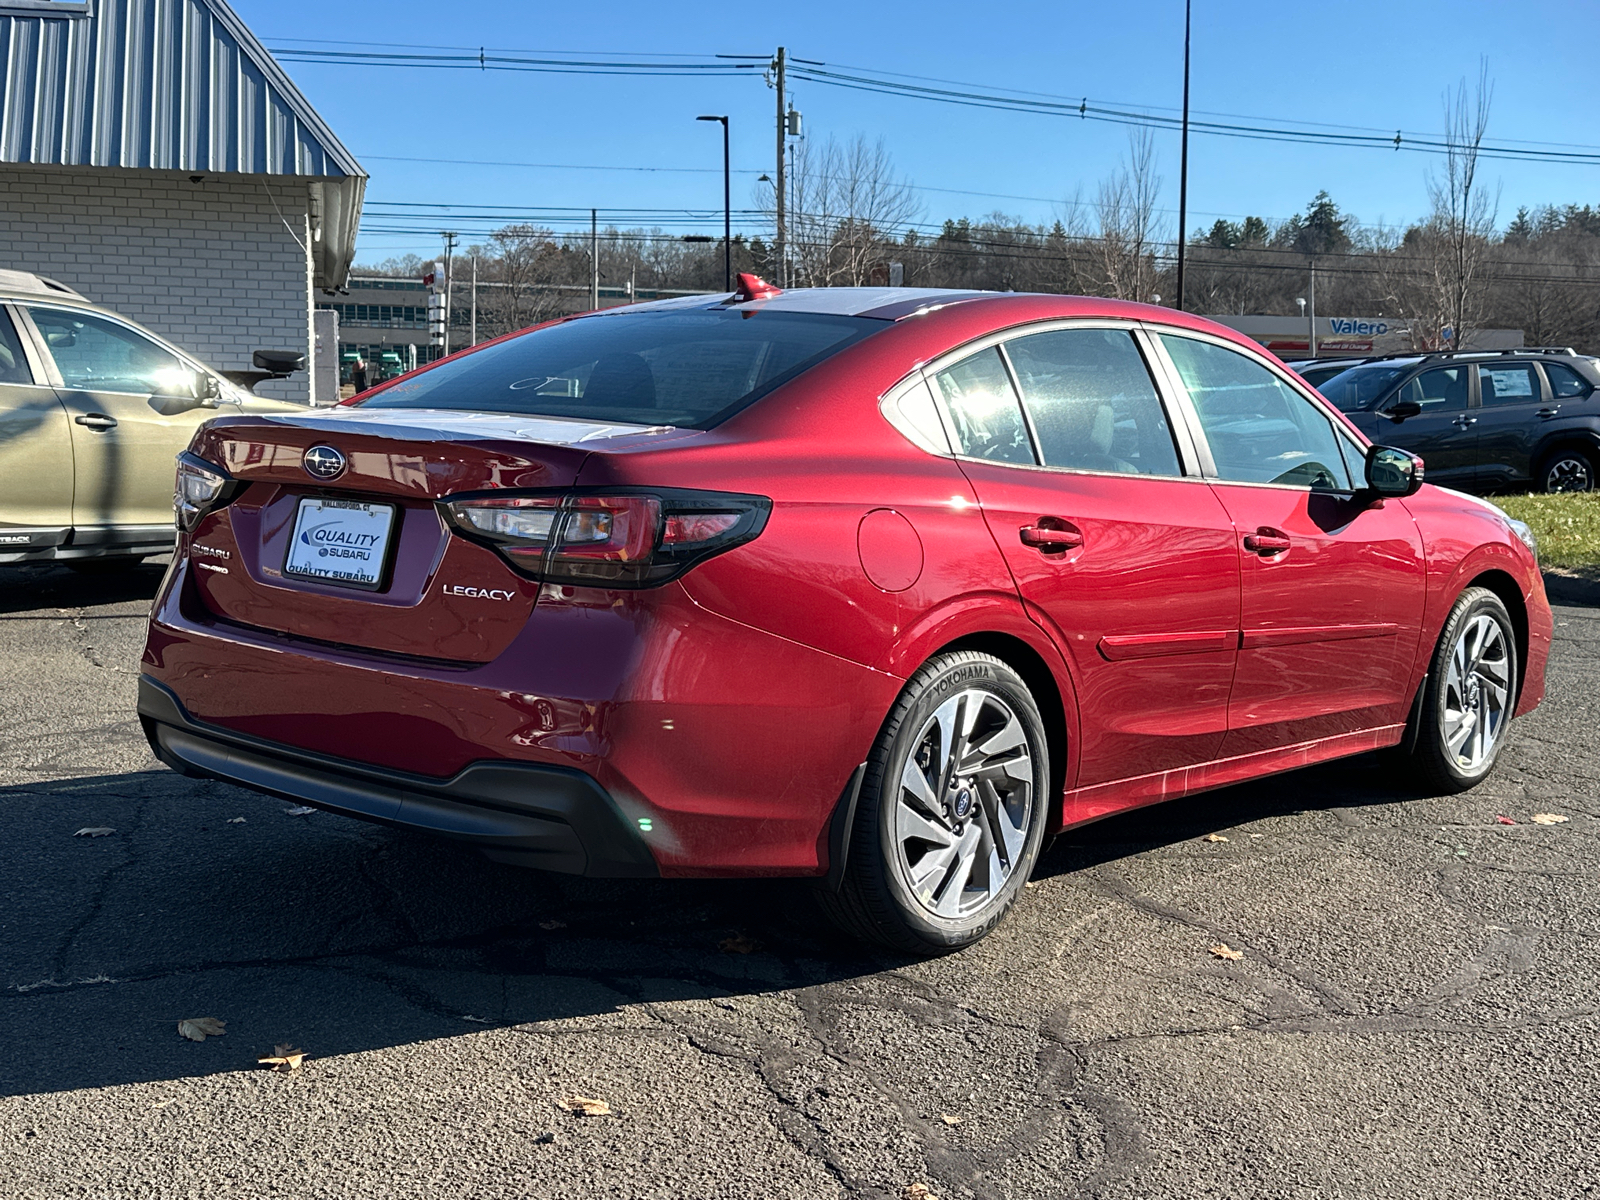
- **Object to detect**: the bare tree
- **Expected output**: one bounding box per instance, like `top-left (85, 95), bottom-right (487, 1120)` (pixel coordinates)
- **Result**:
top-left (481, 224), bottom-right (568, 335)
top-left (1095, 131), bottom-right (1164, 301)
top-left (1392, 64), bottom-right (1500, 347)
top-left (785, 135), bottom-right (920, 286)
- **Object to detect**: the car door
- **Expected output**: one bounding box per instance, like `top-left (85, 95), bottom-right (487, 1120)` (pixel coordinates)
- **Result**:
top-left (1380, 365), bottom-right (1477, 484)
top-left (1472, 361), bottom-right (1547, 488)
top-left (0, 306), bottom-right (74, 552)
top-left (1150, 330), bottom-right (1425, 757)
top-left (21, 305), bottom-right (231, 533)
top-left (925, 325), bottom-right (1241, 799)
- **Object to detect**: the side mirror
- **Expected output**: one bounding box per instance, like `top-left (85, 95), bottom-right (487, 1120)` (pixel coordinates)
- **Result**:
top-left (149, 368), bottom-right (220, 414)
top-left (1385, 399), bottom-right (1423, 422)
top-left (1365, 444), bottom-right (1424, 499)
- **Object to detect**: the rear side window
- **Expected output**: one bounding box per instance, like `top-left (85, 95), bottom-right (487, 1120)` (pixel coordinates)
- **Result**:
top-left (357, 309), bottom-right (881, 428)
top-left (1543, 362), bottom-right (1592, 399)
top-left (931, 348), bottom-right (1035, 465)
top-left (1159, 334), bottom-right (1353, 491)
top-left (0, 309), bottom-right (32, 384)
top-left (1003, 328), bottom-right (1181, 476)
top-left (1480, 363), bottom-right (1539, 406)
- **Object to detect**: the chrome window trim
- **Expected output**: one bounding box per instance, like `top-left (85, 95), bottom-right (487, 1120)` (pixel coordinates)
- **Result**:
top-left (880, 316), bottom-right (1205, 481)
top-left (1142, 322), bottom-right (1370, 496)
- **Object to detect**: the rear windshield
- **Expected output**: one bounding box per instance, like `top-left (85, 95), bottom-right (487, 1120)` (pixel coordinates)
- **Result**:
top-left (356, 308), bottom-right (883, 428)
top-left (1316, 364), bottom-right (1411, 412)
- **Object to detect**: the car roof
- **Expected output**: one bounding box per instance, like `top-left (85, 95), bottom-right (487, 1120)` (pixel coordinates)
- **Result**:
top-left (602, 286), bottom-right (1009, 321)
top-left (0, 269), bottom-right (89, 302)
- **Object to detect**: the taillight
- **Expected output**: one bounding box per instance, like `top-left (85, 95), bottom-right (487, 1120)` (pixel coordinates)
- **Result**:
top-left (174, 452), bottom-right (237, 531)
top-left (439, 488), bottom-right (770, 587)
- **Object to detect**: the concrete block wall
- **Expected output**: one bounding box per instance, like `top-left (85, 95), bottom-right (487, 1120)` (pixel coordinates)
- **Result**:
top-left (0, 166), bottom-right (313, 402)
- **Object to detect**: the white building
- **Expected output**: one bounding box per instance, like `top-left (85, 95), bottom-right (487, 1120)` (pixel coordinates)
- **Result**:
top-left (1209, 315), bottom-right (1524, 360)
top-left (0, 0), bottom-right (365, 402)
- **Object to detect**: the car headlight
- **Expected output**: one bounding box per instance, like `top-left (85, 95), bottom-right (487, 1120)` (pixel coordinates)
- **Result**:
top-left (174, 452), bottom-right (232, 531)
top-left (1507, 517), bottom-right (1538, 560)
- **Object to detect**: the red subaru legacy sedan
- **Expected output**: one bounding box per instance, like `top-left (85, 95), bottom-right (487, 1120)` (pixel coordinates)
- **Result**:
top-left (139, 282), bottom-right (1550, 952)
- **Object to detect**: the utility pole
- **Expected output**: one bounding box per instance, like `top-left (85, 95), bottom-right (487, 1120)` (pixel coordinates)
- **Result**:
top-left (469, 253), bottom-right (478, 346)
top-left (774, 46), bottom-right (786, 287)
top-left (1308, 261), bottom-right (1318, 357)
top-left (1175, 0), bottom-right (1192, 311)
top-left (697, 115), bottom-right (732, 291)
top-left (440, 231), bottom-right (458, 355)
top-left (590, 208), bottom-right (599, 311)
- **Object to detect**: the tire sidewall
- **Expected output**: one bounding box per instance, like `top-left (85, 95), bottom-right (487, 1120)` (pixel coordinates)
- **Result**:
top-left (1424, 590), bottom-right (1517, 786)
top-left (868, 654), bottom-right (1050, 949)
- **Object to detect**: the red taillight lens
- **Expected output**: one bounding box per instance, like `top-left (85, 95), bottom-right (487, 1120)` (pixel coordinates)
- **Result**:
top-left (440, 489), bottom-right (769, 588)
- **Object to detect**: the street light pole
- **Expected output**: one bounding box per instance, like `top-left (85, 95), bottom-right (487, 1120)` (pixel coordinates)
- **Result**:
top-left (1175, 0), bottom-right (1192, 311)
top-left (698, 115), bottom-right (731, 292)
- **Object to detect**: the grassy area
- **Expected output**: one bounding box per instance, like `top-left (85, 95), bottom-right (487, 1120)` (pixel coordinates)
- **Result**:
top-left (1493, 491), bottom-right (1600, 573)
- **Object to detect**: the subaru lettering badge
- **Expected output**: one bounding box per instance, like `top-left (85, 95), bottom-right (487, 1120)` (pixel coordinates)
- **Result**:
top-left (302, 445), bottom-right (346, 481)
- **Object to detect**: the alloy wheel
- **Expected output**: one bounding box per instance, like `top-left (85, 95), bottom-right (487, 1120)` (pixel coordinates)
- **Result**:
top-left (893, 688), bottom-right (1034, 920)
top-left (1442, 613), bottom-right (1511, 771)
top-left (1545, 455), bottom-right (1593, 493)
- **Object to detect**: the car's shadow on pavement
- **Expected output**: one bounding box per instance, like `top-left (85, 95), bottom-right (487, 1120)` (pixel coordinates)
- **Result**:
top-left (3, 749), bottom-right (1419, 1098)
top-left (0, 558), bottom-right (168, 615)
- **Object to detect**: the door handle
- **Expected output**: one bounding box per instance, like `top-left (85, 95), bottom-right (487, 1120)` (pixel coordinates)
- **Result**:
top-left (1242, 529), bottom-right (1292, 556)
top-left (1451, 415), bottom-right (1478, 428)
top-left (1538, 406), bottom-right (1561, 418)
top-left (1019, 521), bottom-right (1083, 552)
top-left (73, 413), bottom-right (118, 431)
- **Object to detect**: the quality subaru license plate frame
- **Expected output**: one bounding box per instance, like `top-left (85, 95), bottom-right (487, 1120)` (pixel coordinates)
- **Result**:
top-left (282, 496), bottom-right (399, 592)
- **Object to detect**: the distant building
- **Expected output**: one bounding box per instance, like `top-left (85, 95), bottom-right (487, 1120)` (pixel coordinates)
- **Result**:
top-left (0, 0), bottom-right (365, 402)
top-left (1210, 315), bottom-right (1524, 359)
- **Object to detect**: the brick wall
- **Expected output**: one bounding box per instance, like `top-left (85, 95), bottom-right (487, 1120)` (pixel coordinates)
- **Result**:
top-left (0, 166), bottom-right (314, 402)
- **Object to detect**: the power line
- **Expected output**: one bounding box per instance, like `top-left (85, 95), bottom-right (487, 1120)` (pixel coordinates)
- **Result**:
top-left (270, 42), bottom-right (1600, 166)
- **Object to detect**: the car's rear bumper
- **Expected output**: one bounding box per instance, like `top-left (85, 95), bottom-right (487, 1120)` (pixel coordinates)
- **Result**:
top-left (138, 675), bottom-right (658, 877)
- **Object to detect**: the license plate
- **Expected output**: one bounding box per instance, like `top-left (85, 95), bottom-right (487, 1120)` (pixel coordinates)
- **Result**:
top-left (283, 497), bottom-right (396, 589)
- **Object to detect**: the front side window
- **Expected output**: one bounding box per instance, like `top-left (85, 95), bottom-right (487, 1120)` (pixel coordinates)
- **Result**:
top-left (1159, 334), bottom-right (1353, 491)
top-left (1002, 328), bottom-right (1182, 476)
top-left (1479, 363), bottom-right (1540, 406)
top-left (1544, 362), bottom-right (1593, 399)
top-left (931, 347), bottom-right (1035, 465)
top-left (359, 308), bottom-right (881, 428)
top-left (1394, 366), bottom-right (1468, 414)
top-left (27, 308), bottom-right (185, 395)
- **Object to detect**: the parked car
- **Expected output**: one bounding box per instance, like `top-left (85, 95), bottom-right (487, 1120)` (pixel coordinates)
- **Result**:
top-left (138, 281), bottom-right (1551, 953)
top-left (0, 269), bottom-right (304, 569)
top-left (1283, 358), bottom-right (1364, 389)
top-left (1314, 348), bottom-right (1600, 493)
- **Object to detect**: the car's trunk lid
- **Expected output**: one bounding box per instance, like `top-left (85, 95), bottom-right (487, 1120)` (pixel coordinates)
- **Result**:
top-left (184, 408), bottom-right (681, 662)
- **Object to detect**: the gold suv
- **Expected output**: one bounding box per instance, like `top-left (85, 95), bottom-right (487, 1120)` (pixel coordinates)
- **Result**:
top-left (0, 270), bottom-right (303, 569)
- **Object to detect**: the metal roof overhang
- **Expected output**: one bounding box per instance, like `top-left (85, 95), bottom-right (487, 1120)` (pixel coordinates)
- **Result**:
top-left (0, 0), bottom-right (366, 289)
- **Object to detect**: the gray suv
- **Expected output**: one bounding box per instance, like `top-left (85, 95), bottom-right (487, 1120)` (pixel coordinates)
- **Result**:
top-left (0, 270), bottom-right (302, 569)
top-left (1316, 349), bottom-right (1600, 493)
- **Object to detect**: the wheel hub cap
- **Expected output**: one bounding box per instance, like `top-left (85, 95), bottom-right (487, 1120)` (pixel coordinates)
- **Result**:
top-left (894, 687), bottom-right (1034, 920)
top-left (1443, 613), bottom-right (1511, 771)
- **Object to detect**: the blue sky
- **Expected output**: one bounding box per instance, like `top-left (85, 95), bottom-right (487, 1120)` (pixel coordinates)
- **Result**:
top-left (238, 0), bottom-right (1600, 264)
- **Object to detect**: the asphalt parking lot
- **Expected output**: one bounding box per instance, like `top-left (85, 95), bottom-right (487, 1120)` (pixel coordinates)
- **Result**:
top-left (2, 559), bottom-right (1598, 1200)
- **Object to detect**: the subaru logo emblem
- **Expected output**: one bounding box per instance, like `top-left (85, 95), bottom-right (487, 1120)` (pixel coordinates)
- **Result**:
top-left (303, 445), bottom-right (346, 481)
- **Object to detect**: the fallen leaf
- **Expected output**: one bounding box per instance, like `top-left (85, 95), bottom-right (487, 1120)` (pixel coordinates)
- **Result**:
top-left (257, 1044), bottom-right (306, 1072)
top-left (939, 1113), bottom-right (962, 1126)
top-left (226, 817), bottom-right (246, 825)
top-left (719, 933), bottom-right (761, 954)
top-left (283, 806), bottom-right (315, 816)
top-left (1209, 944), bottom-right (1244, 961)
top-left (537, 919), bottom-right (567, 931)
top-left (73, 827), bottom-right (115, 838)
top-left (177, 1017), bottom-right (226, 1042)
top-left (557, 1095), bottom-right (612, 1117)
top-left (1494, 815), bottom-right (1517, 826)
top-left (1202, 833), bottom-right (1229, 843)
top-left (905, 1185), bottom-right (939, 1200)
top-left (1532, 813), bottom-right (1571, 825)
